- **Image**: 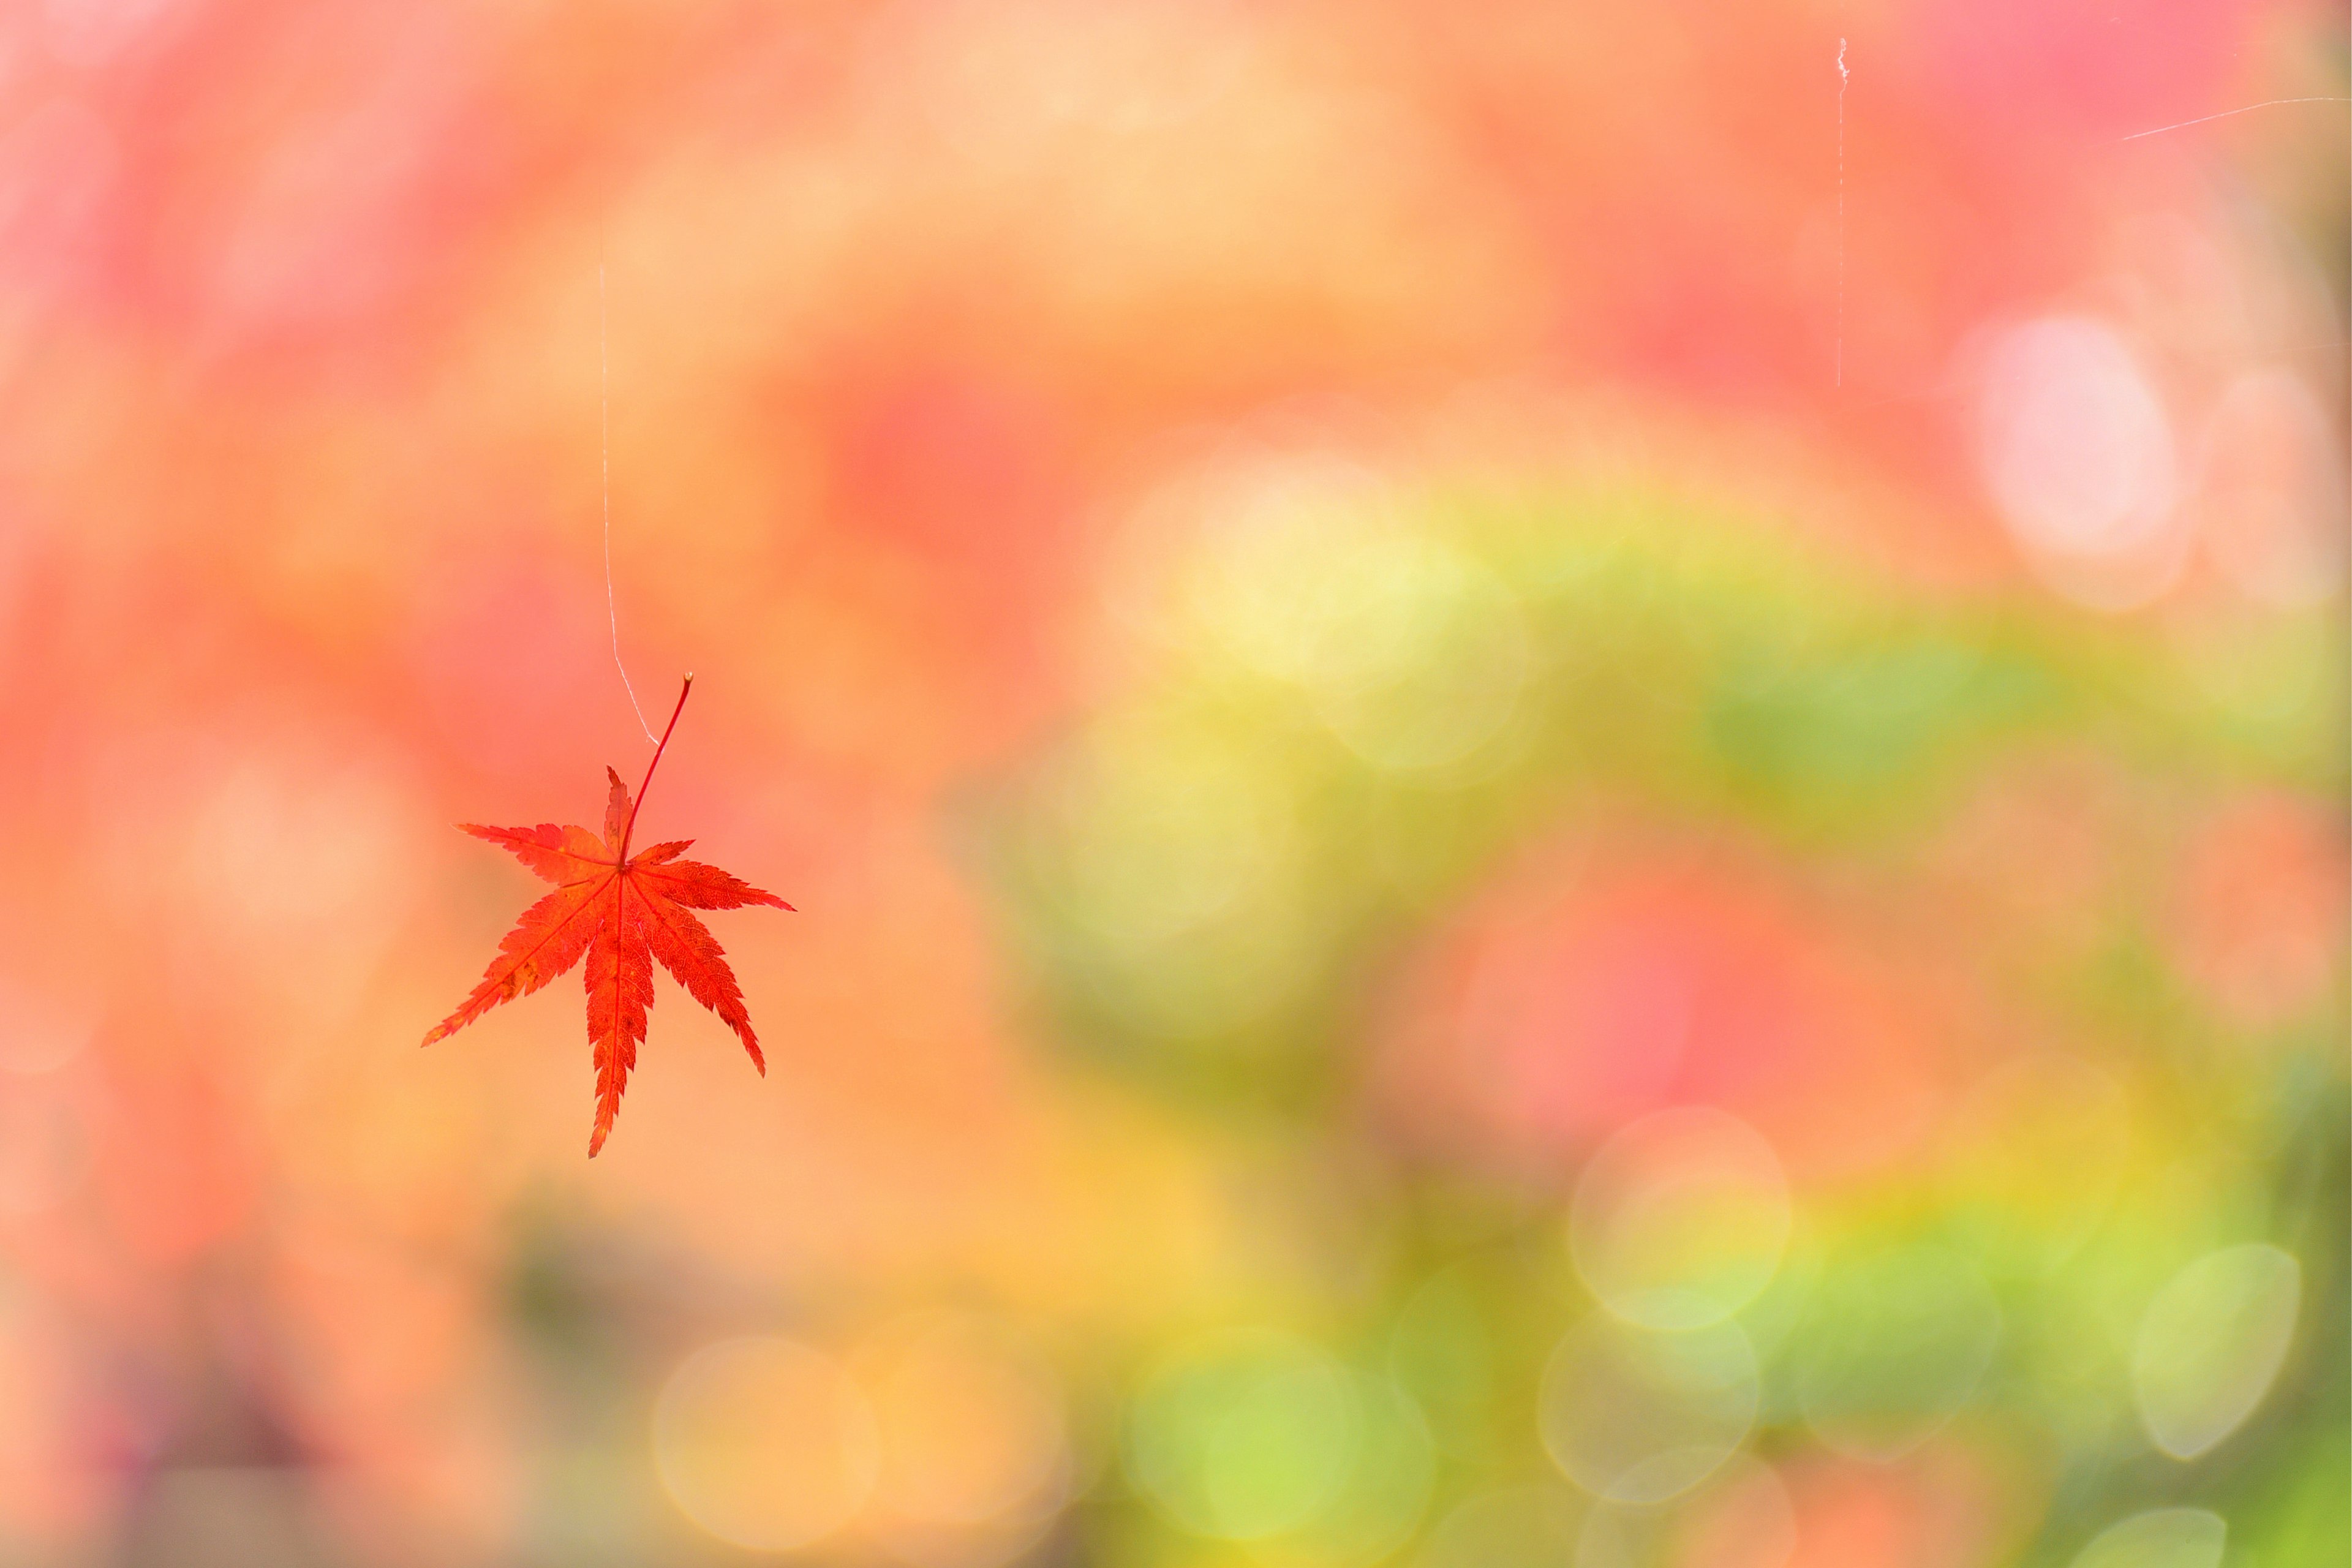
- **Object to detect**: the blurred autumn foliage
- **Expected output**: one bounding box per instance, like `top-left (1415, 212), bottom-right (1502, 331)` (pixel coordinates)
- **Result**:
top-left (0, 1), bottom-right (2342, 1565)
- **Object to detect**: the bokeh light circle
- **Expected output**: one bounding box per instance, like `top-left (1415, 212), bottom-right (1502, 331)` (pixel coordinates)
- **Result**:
top-left (1417, 1485), bottom-right (1584, 1568)
top-left (1976, 315), bottom-right (2184, 610)
top-left (1793, 1244), bottom-right (2000, 1460)
top-left (2068, 1507), bottom-right (2226, 1568)
top-left (1570, 1106), bottom-right (1792, 1329)
top-left (1301, 538), bottom-right (1528, 775)
top-left (1125, 1328), bottom-right (1360, 1540)
top-left (2132, 1243), bottom-right (2300, 1460)
top-left (858, 1312), bottom-right (1070, 1566)
top-left (1537, 1315), bottom-right (1758, 1504)
top-left (653, 1336), bottom-right (881, 1552)
top-left (1281, 1371), bottom-right (1439, 1567)
top-left (1575, 1455), bottom-right (1796, 1568)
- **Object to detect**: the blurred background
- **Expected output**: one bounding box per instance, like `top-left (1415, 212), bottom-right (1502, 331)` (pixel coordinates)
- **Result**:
top-left (0, 1), bottom-right (2344, 1565)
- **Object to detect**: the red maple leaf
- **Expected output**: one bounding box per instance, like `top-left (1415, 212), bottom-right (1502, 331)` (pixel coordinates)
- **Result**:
top-left (424, 676), bottom-right (792, 1156)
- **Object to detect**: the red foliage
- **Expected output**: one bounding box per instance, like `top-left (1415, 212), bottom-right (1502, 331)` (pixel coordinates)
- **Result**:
top-left (422, 679), bottom-right (791, 1155)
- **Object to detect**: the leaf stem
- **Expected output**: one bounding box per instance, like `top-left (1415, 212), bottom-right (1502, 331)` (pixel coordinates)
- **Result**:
top-left (620, 674), bottom-right (692, 861)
